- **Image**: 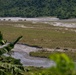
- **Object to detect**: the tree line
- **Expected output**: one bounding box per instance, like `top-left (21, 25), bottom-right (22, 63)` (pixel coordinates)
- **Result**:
top-left (0, 0), bottom-right (76, 19)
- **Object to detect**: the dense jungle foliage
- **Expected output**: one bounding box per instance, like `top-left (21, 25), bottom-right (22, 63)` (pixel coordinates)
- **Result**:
top-left (0, 0), bottom-right (76, 19)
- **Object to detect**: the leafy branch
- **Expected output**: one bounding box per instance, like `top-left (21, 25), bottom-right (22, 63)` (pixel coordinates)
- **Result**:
top-left (0, 31), bottom-right (25, 75)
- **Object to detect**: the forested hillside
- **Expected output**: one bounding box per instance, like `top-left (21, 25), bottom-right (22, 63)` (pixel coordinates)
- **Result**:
top-left (0, 0), bottom-right (76, 19)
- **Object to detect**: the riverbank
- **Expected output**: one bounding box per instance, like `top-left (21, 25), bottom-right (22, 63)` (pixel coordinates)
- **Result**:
top-left (0, 17), bottom-right (76, 28)
top-left (30, 49), bottom-right (76, 61)
top-left (0, 17), bottom-right (59, 22)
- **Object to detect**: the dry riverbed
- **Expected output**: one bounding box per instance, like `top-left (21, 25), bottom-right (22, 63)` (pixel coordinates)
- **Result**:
top-left (0, 17), bottom-right (76, 28)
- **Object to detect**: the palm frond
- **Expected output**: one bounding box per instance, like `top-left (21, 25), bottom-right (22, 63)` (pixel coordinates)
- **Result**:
top-left (0, 36), bottom-right (22, 55)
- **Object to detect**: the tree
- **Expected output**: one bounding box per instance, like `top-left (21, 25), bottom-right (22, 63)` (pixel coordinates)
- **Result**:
top-left (0, 0), bottom-right (76, 19)
top-left (0, 31), bottom-right (24, 75)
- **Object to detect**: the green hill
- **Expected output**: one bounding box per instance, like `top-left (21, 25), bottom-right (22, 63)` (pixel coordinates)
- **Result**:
top-left (0, 0), bottom-right (76, 19)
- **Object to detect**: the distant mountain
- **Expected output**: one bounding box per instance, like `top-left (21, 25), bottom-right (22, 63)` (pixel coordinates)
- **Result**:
top-left (0, 0), bottom-right (76, 19)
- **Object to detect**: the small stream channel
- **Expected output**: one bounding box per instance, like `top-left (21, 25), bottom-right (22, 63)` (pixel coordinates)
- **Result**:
top-left (5, 44), bottom-right (55, 68)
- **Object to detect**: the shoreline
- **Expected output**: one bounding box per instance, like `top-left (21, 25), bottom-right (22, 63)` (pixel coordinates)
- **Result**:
top-left (0, 17), bottom-right (76, 28)
top-left (0, 17), bottom-right (59, 22)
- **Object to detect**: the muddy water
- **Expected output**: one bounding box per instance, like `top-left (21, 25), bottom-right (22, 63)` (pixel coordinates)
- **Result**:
top-left (11, 51), bottom-right (54, 67)
top-left (5, 44), bottom-right (55, 67)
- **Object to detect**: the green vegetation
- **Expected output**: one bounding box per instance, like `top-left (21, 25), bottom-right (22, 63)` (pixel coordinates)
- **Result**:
top-left (30, 50), bottom-right (51, 58)
top-left (23, 66), bottom-right (44, 75)
top-left (24, 53), bottom-right (76, 75)
top-left (30, 50), bottom-right (76, 61)
top-left (0, 0), bottom-right (76, 19)
top-left (0, 32), bottom-right (25, 75)
top-left (31, 53), bottom-right (76, 75)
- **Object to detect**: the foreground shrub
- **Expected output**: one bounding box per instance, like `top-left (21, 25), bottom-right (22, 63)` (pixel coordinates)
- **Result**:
top-left (0, 31), bottom-right (25, 75)
top-left (32, 53), bottom-right (76, 75)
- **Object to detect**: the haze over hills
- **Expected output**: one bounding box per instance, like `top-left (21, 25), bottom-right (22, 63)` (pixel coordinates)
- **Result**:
top-left (0, 0), bottom-right (76, 19)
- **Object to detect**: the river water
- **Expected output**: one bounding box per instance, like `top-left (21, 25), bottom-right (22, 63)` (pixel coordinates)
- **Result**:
top-left (11, 51), bottom-right (54, 67)
top-left (4, 44), bottom-right (55, 68)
